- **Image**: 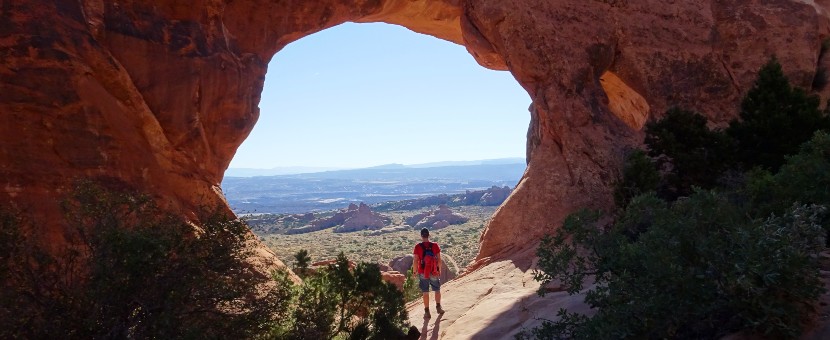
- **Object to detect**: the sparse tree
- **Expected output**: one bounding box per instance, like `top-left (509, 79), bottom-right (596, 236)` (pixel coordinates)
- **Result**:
top-left (613, 149), bottom-right (660, 209)
top-left (728, 57), bottom-right (830, 172)
top-left (644, 107), bottom-right (733, 200)
top-left (294, 249), bottom-right (311, 278)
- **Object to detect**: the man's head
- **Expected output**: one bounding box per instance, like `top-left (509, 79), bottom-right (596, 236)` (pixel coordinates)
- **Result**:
top-left (420, 227), bottom-right (429, 240)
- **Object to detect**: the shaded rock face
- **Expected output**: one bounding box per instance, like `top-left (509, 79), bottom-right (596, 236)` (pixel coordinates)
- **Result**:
top-left (3, 0), bottom-right (830, 337)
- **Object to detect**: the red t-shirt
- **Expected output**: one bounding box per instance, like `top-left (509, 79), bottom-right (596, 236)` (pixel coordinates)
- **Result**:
top-left (413, 241), bottom-right (440, 276)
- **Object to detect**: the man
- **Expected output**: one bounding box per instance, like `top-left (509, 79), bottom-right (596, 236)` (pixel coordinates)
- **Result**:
top-left (412, 227), bottom-right (444, 318)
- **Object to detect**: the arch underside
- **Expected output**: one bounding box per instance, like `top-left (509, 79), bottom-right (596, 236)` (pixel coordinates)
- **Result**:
top-left (1, 0), bottom-right (829, 336)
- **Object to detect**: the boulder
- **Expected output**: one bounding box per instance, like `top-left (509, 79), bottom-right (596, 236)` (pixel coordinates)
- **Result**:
top-left (389, 252), bottom-right (457, 283)
top-left (407, 205), bottom-right (469, 230)
top-left (289, 203), bottom-right (391, 234)
top-left (389, 254), bottom-right (415, 275)
top-left (334, 203), bottom-right (390, 233)
top-left (381, 270), bottom-right (406, 291)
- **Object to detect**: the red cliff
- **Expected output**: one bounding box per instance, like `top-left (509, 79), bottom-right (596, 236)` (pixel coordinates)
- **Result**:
top-left (2, 0), bottom-right (829, 337)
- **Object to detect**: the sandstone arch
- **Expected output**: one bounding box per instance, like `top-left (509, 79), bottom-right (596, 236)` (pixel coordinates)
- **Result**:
top-left (2, 0), bottom-right (829, 337)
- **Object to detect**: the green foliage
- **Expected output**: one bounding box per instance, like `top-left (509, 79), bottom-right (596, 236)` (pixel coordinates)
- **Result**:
top-left (1, 182), bottom-right (413, 339)
top-left (743, 131), bottom-right (830, 244)
top-left (275, 252), bottom-right (410, 340)
top-left (283, 271), bottom-right (337, 339)
top-left (0, 181), bottom-right (293, 339)
top-left (613, 150), bottom-right (660, 208)
top-left (526, 192), bottom-right (825, 339)
top-left (530, 57), bottom-right (830, 339)
top-left (728, 57), bottom-right (830, 172)
top-left (402, 267), bottom-right (423, 302)
top-left (524, 132), bottom-right (830, 339)
top-left (644, 107), bottom-right (733, 200)
top-left (294, 249), bottom-right (312, 278)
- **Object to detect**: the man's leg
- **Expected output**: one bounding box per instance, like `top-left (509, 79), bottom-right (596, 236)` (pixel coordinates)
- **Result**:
top-left (433, 278), bottom-right (444, 314)
top-left (419, 275), bottom-right (431, 318)
top-left (422, 292), bottom-right (430, 308)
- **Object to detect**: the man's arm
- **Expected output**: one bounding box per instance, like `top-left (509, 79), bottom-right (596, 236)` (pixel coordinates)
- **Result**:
top-left (412, 254), bottom-right (419, 276)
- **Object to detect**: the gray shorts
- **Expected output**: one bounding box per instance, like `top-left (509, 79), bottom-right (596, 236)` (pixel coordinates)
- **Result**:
top-left (418, 274), bottom-right (441, 292)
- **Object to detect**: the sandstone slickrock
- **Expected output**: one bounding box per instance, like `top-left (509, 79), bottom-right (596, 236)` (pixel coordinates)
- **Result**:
top-left (3, 0), bottom-right (830, 338)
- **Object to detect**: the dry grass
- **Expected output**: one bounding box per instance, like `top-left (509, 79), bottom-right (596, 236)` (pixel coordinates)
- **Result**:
top-left (259, 205), bottom-right (496, 272)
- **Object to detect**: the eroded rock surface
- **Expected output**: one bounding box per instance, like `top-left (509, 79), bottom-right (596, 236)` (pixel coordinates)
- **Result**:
top-left (405, 204), bottom-right (469, 229)
top-left (287, 203), bottom-right (390, 234)
top-left (2, 0), bottom-right (829, 338)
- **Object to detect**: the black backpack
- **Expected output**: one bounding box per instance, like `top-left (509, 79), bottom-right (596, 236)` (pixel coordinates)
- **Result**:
top-left (419, 242), bottom-right (439, 277)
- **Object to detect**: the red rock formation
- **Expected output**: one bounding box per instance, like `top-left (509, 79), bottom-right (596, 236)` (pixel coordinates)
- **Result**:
top-left (406, 204), bottom-right (469, 229)
top-left (381, 270), bottom-right (406, 291)
top-left (2, 0), bottom-right (829, 337)
top-left (287, 202), bottom-right (390, 234)
top-left (336, 203), bottom-right (391, 232)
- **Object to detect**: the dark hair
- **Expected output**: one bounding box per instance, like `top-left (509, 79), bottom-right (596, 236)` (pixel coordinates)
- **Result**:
top-left (420, 228), bottom-right (429, 237)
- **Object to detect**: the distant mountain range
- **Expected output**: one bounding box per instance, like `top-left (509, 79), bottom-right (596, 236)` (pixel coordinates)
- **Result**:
top-left (220, 158), bottom-right (526, 214)
top-left (223, 157), bottom-right (525, 177)
top-left (223, 166), bottom-right (343, 177)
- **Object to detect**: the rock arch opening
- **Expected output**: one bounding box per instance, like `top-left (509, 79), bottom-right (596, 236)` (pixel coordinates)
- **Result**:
top-left (3, 0), bottom-right (827, 337)
top-left (223, 22), bottom-right (530, 269)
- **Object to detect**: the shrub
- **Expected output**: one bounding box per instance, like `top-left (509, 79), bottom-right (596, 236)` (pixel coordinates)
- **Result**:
top-left (294, 249), bottom-right (312, 278)
top-left (0, 181), bottom-right (293, 339)
top-left (276, 252), bottom-right (410, 340)
top-left (743, 131), bottom-right (830, 244)
top-left (613, 149), bottom-right (660, 209)
top-left (727, 57), bottom-right (830, 172)
top-left (525, 192), bottom-right (825, 339)
top-left (644, 107), bottom-right (733, 200)
top-left (402, 267), bottom-right (423, 302)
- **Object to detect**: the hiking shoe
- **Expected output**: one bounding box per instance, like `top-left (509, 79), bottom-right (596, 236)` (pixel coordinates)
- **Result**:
top-left (436, 304), bottom-right (445, 314)
top-left (424, 308), bottom-right (431, 319)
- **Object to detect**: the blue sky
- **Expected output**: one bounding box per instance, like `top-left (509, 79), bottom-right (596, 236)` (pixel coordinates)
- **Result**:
top-left (228, 22), bottom-right (531, 169)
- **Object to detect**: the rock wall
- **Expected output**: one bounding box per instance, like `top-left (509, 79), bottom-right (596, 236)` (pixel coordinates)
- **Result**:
top-left (2, 0), bottom-right (829, 337)
top-left (470, 0), bottom-right (830, 266)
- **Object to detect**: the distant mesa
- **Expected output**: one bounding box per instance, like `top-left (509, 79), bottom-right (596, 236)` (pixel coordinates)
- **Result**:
top-left (405, 204), bottom-right (468, 230)
top-left (286, 203), bottom-right (391, 234)
top-left (474, 185), bottom-right (512, 206)
top-left (374, 185), bottom-right (512, 212)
